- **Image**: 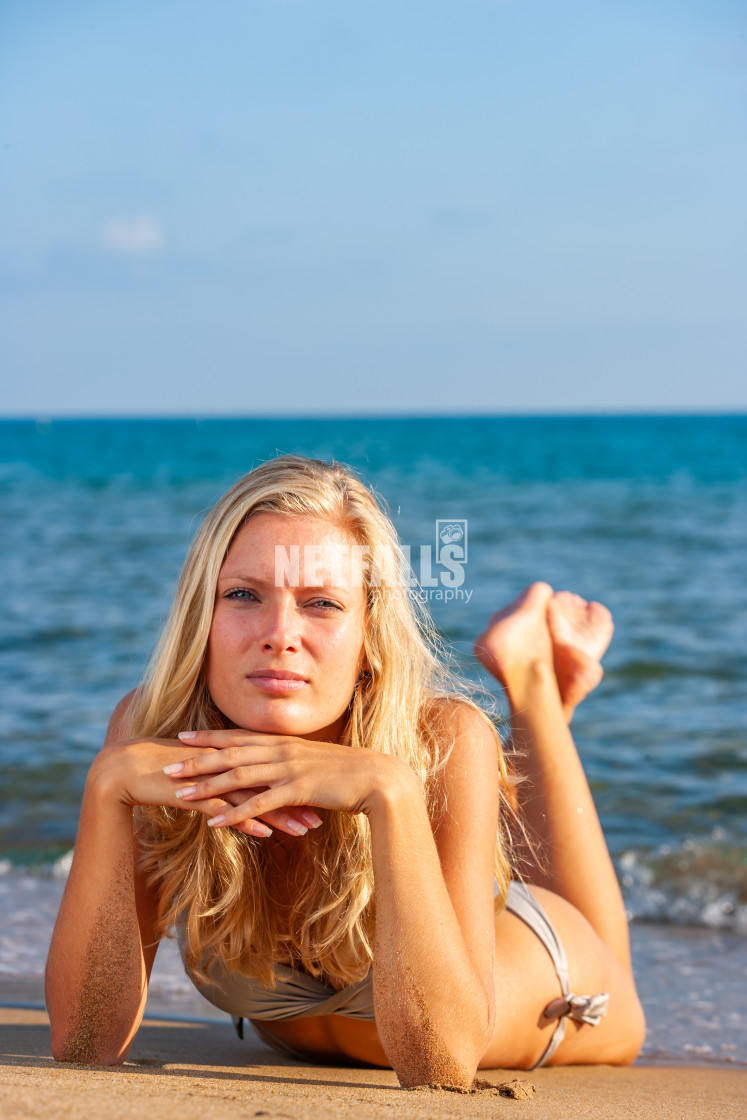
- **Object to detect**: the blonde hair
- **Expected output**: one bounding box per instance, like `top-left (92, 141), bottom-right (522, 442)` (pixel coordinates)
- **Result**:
top-left (129, 455), bottom-right (515, 987)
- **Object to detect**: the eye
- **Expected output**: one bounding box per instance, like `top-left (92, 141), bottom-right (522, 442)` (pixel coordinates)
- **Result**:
top-left (307, 598), bottom-right (343, 611)
top-left (224, 587), bottom-right (258, 602)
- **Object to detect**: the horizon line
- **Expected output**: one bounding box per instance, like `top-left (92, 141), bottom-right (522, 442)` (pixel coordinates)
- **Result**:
top-left (2, 409), bottom-right (747, 423)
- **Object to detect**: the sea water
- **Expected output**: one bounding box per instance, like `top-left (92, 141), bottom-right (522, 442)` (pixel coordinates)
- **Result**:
top-left (1, 416), bottom-right (745, 1064)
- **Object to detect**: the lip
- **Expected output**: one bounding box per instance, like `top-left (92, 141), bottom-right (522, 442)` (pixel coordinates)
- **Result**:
top-left (248, 669), bottom-right (307, 681)
top-left (247, 668), bottom-right (308, 694)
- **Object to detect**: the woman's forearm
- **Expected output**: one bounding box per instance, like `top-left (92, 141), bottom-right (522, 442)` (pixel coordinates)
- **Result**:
top-left (367, 773), bottom-right (494, 1088)
top-left (45, 772), bottom-right (155, 1064)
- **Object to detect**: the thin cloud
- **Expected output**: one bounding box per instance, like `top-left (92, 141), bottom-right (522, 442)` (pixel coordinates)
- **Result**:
top-left (102, 216), bottom-right (164, 254)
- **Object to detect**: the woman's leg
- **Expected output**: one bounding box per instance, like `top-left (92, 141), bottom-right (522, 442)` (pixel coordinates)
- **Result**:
top-left (474, 582), bottom-right (631, 972)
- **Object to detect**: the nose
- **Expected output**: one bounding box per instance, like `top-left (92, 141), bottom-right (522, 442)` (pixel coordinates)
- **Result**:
top-left (259, 594), bottom-right (300, 653)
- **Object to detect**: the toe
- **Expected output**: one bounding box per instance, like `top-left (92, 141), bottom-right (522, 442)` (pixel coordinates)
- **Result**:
top-left (527, 581), bottom-right (555, 606)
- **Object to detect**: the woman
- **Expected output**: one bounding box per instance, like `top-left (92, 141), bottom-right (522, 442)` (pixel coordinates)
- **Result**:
top-left (45, 455), bottom-right (645, 1086)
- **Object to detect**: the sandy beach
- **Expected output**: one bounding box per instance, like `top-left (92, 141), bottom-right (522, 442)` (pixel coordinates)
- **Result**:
top-left (1, 1007), bottom-right (745, 1120)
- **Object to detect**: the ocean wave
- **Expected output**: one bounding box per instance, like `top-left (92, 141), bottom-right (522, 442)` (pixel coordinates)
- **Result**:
top-left (617, 832), bottom-right (747, 933)
top-left (5, 838), bottom-right (745, 934)
top-left (0, 851), bottom-right (73, 879)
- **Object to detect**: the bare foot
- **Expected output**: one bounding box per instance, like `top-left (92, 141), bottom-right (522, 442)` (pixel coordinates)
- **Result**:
top-left (547, 591), bottom-right (613, 721)
top-left (473, 582), bottom-right (556, 701)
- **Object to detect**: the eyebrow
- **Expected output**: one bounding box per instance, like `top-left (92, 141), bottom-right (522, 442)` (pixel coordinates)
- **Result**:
top-left (218, 573), bottom-right (352, 593)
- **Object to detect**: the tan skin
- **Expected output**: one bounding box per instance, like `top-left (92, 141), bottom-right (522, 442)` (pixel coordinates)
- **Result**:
top-left (46, 515), bottom-right (645, 1081)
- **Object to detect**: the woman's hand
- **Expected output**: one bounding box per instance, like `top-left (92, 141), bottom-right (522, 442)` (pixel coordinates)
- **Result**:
top-left (162, 729), bottom-right (416, 830)
top-left (89, 737), bottom-right (323, 839)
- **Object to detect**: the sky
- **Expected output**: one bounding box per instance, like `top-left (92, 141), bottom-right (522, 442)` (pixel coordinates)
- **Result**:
top-left (1, 0), bottom-right (746, 416)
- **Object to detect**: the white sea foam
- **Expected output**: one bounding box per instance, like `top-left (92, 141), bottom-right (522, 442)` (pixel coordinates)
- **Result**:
top-left (616, 835), bottom-right (747, 934)
top-left (51, 851), bottom-right (73, 878)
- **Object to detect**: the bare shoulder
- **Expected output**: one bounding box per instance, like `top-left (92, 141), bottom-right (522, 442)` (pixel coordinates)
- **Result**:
top-left (424, 695), bottom-right (501, 768)
top-left (422, 696), bottom-right (502, 820)
top-left (104, 689), bottom-right (139, 745)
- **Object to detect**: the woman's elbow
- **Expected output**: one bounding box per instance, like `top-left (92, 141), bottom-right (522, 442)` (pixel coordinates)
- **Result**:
top-left (50, 1016), bottom-right (132, 1066)
top-left (46, 960), bottom-right (147, 1065)
top-left (389, 1020), bottom-right (491, 1090)
top-left (48, 995), bottom-right (136, 1066)
top-left (394, 1049), bottom-right (477, 1091)
top-left (378, 983), bottom-right (495, 1089)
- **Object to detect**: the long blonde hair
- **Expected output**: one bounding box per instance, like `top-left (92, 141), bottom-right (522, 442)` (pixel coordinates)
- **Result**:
top-left (130, 455), bottom-right (514, 987)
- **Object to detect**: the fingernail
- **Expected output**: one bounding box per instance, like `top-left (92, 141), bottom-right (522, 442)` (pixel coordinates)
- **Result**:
top-left (175, 785), bottom-right (197, 799)
top-left (178, 731), bottom-right (197, 741)
top-left (163, 762), bottom-right (185, 775)
top-left (207, 814), bottom-right (226, 827)
top-left (299, 810), bottom-right (322, 828)
top-left (251, 823), bottom-right (273, 838)
top-left (286, 820), bottom-right (308, 836)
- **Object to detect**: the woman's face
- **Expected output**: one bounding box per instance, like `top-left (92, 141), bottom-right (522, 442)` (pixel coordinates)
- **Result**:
top-left (206, 512), bottom-right (367, 741)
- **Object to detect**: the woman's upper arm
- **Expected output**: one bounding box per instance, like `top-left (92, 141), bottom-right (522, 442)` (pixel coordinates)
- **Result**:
top-left (430, 701), bottom-right (501, 1009)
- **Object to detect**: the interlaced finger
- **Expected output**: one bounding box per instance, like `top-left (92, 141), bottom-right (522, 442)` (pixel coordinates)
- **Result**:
top-left (164, 745), bottom-right (280, 780)
top-left (223, 787), bottom-right (322, 836)
top-left (206, 784), bottom-right (305, 830)
top-left (173, 762), bottom-right (287, 802)
top-left (173, 794), bottom-right (274, 839)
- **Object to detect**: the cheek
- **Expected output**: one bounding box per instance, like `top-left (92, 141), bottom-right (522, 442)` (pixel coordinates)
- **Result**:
top-left (205, 613), bottom-right (244, 678)
top-left (315, 625), bottom-right (365, 686)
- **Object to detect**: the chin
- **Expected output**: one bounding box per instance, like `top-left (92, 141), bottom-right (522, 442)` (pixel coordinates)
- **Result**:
top-left (222, 704), bottom-right (336, 738)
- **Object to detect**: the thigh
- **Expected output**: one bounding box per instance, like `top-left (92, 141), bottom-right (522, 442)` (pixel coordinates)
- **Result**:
top-left (481, 886), bottom-right (645, 1070)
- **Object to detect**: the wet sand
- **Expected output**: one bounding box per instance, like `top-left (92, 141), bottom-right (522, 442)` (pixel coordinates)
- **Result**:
top-left (1, 1007), bottom-right (745, 1120)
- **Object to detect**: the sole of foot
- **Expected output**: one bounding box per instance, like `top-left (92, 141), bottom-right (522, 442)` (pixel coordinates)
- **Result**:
top-left (547, 592), bottom-right (613, 718)
top-left (473, 582), bottom-right (556, 694)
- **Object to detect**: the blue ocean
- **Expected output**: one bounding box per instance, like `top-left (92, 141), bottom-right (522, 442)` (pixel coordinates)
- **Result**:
top-left (1, 416), bottom-right (745, 1066)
